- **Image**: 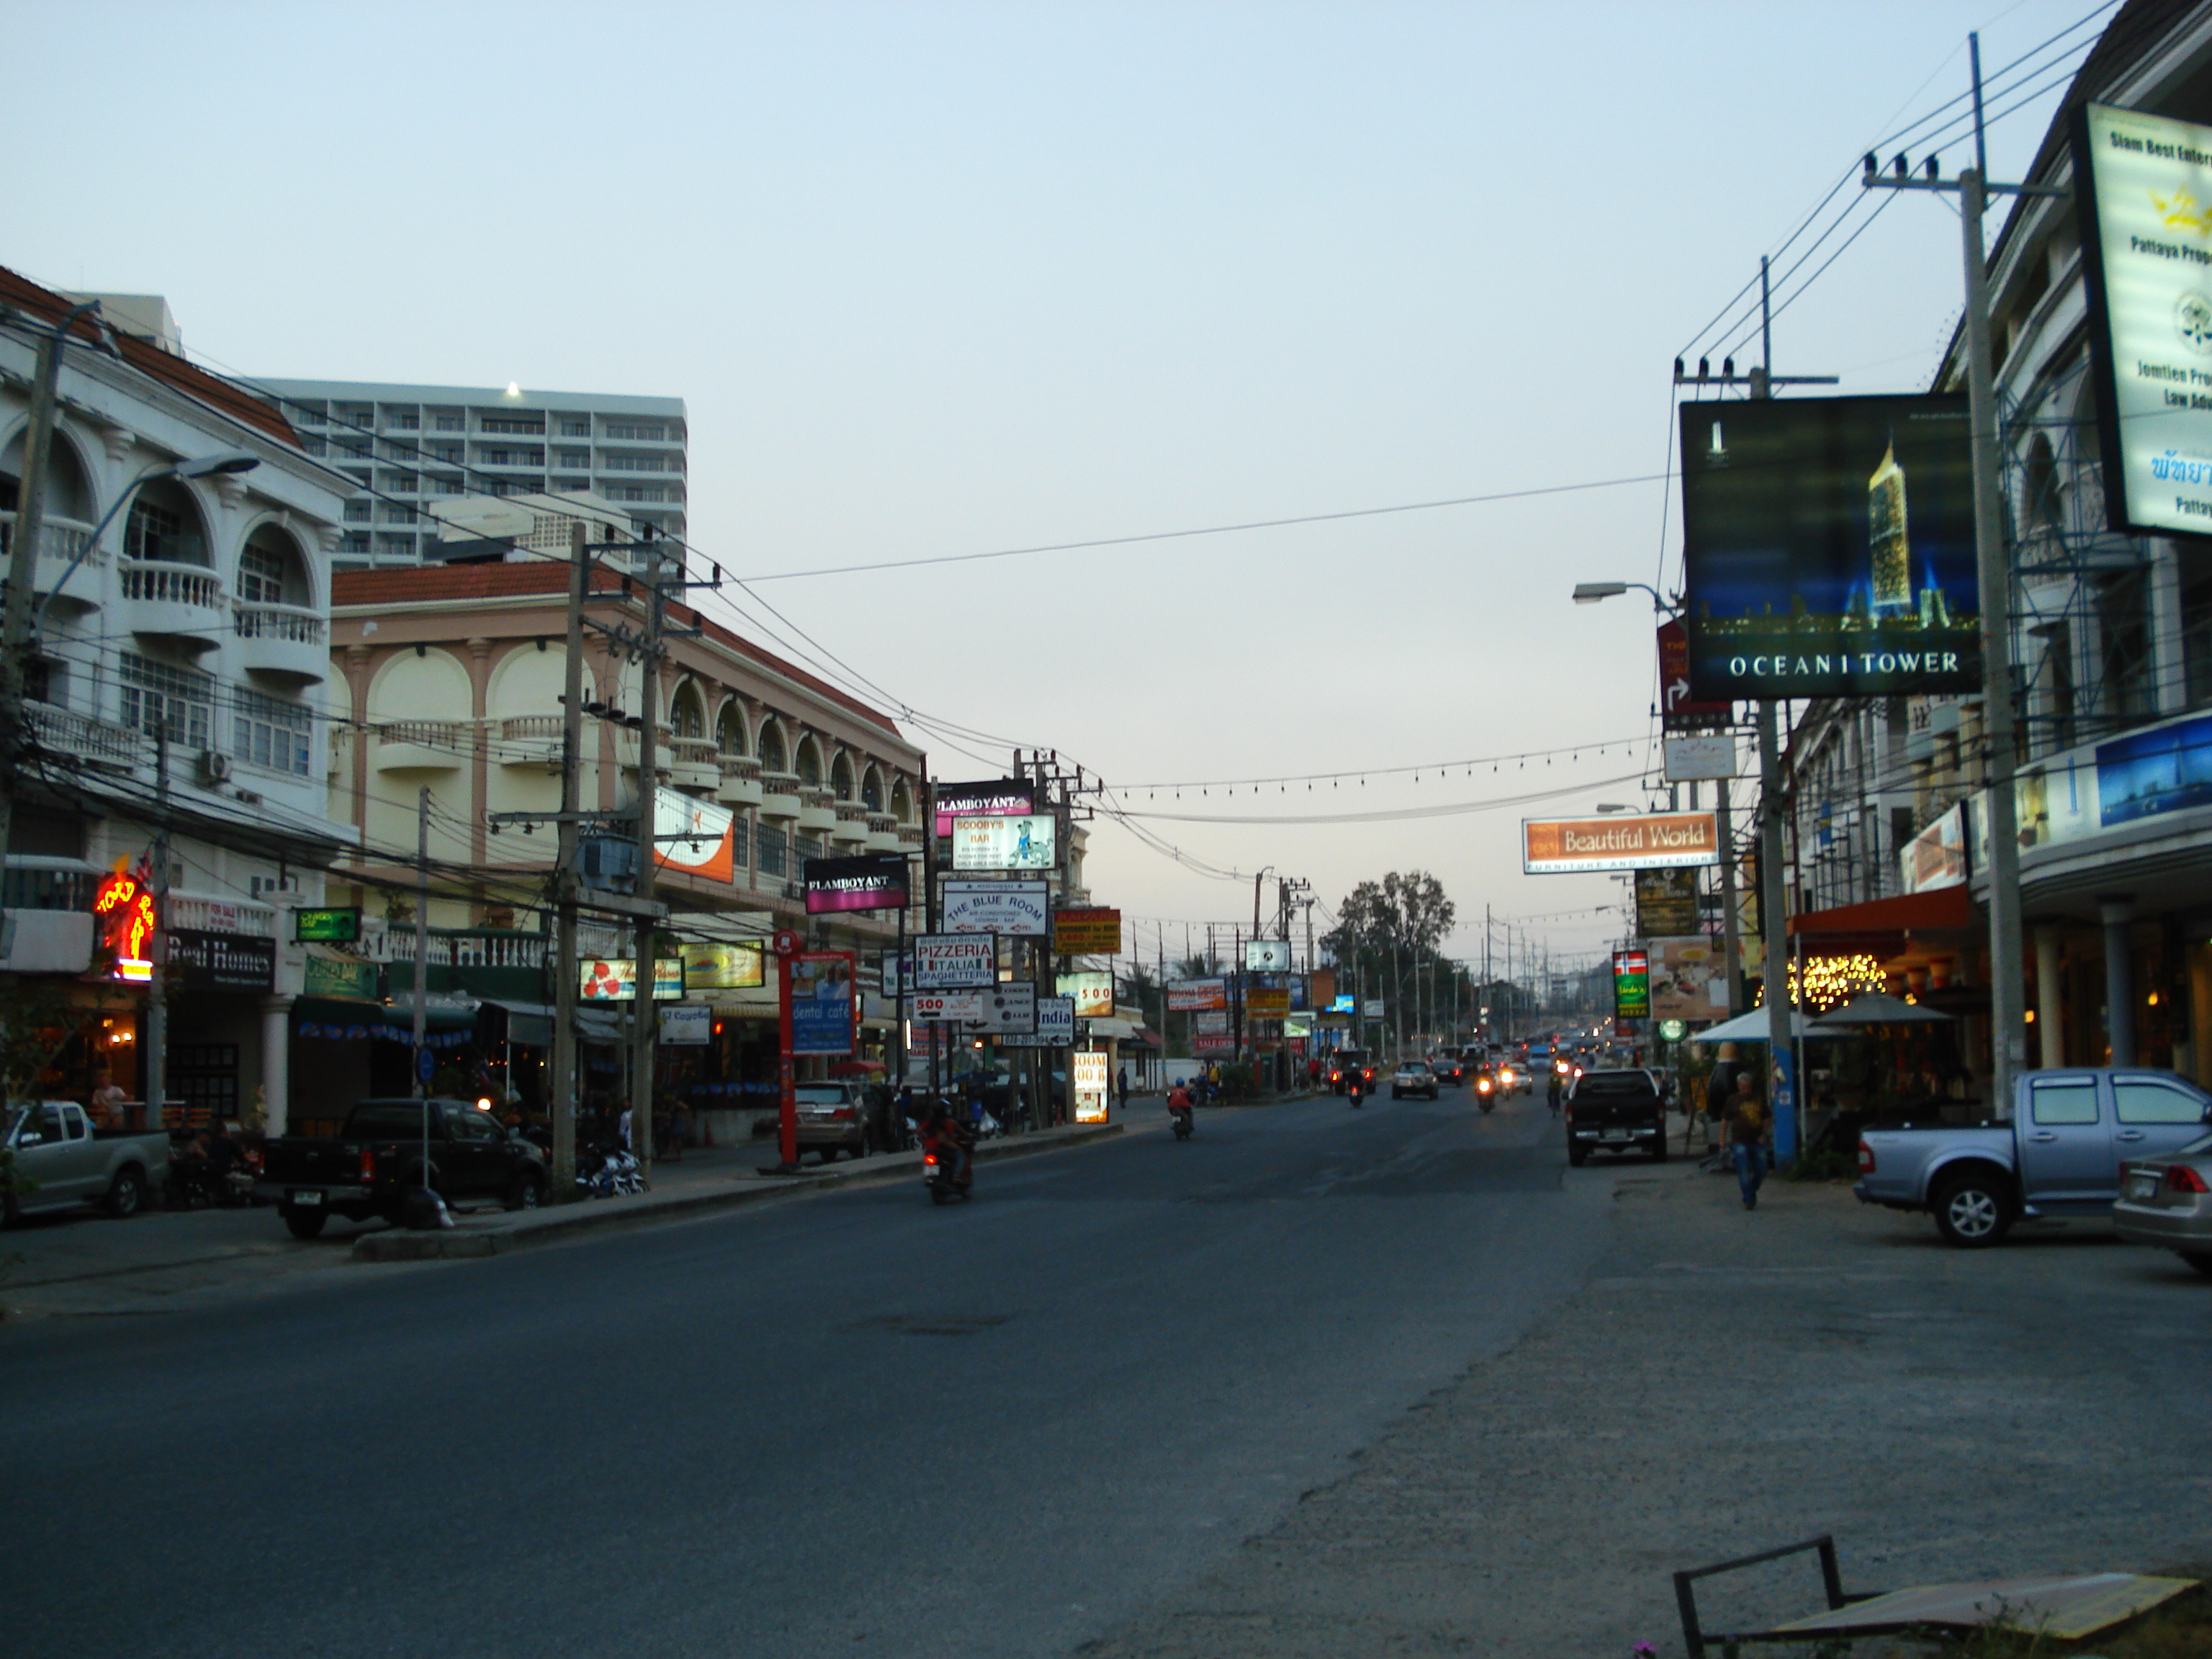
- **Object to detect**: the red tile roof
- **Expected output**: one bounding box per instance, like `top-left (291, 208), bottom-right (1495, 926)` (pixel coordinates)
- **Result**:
top-left (332, 562), bottom-right (907, 739)
top-left (1, 265), bottom-right (299, 446)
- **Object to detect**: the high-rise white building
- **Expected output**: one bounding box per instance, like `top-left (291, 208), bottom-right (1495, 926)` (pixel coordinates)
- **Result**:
top-left (250, 378), bottom-right (687, 569)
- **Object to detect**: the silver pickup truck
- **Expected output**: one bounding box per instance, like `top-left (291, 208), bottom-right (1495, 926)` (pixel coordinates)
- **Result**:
top-left (4, 1101), bottom-right (171, 1222)
top-left (1855, 1067), bottom-right (2212, 1247)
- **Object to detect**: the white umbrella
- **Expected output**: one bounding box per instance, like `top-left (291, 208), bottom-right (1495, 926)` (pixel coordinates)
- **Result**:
top-left (1686, 1008), bottom-right (1819, 1044)
top-left (1810, 992), bottom-right (1954, 1028)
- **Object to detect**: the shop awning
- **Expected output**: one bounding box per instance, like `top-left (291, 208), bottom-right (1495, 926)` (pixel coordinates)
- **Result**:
top-left (480, 1000), bottom-right (555, 1046)
top-left (1788, 885), bottom-right (1975, 943)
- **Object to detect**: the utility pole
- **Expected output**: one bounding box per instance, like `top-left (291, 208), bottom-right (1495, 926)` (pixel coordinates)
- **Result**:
top-left (145, 724), bottom-right (171, 1131)
top-left (549, 522), bottom-right (589, 1199)
top-left (1861, 32), bottom-right (2053, 1116)
top-left (630, 528), bottom-right (667, 1182)
top-left (412, 783), bottom-right (431, 1200)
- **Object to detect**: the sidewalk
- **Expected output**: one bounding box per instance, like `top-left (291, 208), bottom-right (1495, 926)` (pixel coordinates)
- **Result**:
top-left (0, 1120), bottom-right (1122, 1310)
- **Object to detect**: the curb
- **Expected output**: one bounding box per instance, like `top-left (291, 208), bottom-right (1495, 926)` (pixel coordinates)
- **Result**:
top-left (350, 1122), bottom-right (1125, 1262)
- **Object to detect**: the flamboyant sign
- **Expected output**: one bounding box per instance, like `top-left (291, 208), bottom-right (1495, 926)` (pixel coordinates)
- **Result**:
top-left (932, 778), bottom-right (1035, 837)
top-left (802, 852), bottom-right (909, 914)
top-left (1523, 812), bottom-right (1719, 874)
top-left (93, 871), bottom-right (158, 983)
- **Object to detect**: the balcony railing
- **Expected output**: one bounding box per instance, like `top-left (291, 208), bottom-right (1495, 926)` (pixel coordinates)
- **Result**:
top-left (0, 512), bottom-right (100, 594)
top-left (234, 602), bottom-right (326, 645)
top-left (24, 700), bottom-right (142, 769)
top-left (385, 928), bottom-right (547, 970)
top-left (121, 559), bottom-right (222, 611)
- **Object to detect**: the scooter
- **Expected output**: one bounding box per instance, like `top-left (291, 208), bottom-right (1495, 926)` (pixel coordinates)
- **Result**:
top-left (1475, 1074), bottom-right (1496, 1114)
top-left (1170, 1102), bottom-right (1194, 1140)
top-left (922, 1139), bottom-right (973, 1205)
top-left (1348, 1076), bottom-right (1367, 1110)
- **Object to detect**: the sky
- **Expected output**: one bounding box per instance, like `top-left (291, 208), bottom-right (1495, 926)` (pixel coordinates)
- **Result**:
top-left (0, 0), bottom-right (2113, 984)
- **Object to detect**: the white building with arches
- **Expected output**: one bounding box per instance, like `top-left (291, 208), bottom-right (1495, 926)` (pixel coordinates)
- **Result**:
top-left (1, 264), bottom-right (356, 1133)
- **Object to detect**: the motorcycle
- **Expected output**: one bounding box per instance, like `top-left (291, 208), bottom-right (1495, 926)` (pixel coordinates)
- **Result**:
top-left (1347, 1077), bottom-right (1367, 1110)
top-left (1170, 1102), bottom-right (1194, 1140)
top-left (575, 1141), bottom-right (648, 1200)
top-left (1475, 1073), bottom-right (1496, 1114)
top-left (922, 1139), bottom-right (973, 1204)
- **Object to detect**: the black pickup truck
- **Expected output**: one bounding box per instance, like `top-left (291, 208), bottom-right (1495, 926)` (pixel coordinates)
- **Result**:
top-left (258, 1098), bottom-right (549, 1238)
top-left (1564, 1069), bottom-right (1668, 1166)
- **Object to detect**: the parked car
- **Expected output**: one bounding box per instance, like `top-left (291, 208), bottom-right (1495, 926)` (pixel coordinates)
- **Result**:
top-left (2, 1101), bottom-right (170, 1223)
top-left (2113, 1127), bottom-right (2212, 1278)
top-left (1855, 1068), bottom-right (2212, 1247)
top-left (258, 1097), bottom-right (549, 1238)
top-left (791, 1082), bottom-right (890, 1161)
top-left (1564, 1069), bottom-right (1667, 1166)
top-left (1390, 1061), bottom-right (1439, 1100)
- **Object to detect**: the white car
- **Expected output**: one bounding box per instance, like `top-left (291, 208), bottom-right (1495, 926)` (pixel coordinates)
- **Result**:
top-left (1390, 1062), bottom-right (1439, 1101)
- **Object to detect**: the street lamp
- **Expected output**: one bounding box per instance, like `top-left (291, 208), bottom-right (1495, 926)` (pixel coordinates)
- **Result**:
top-left (1595, 802), bottom-right (1636, 814)
top-left (32, 449), bottom-right (261, 639)
top-left (1572, 580), bottom-right (1673, 611)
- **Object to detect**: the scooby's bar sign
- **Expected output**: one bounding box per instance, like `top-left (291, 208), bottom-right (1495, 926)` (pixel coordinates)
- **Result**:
top-left (1523, 812), bottom-right (1719, 875)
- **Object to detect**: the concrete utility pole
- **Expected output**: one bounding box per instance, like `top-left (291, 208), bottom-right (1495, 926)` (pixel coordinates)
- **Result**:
top-left (145, 726), bottom-right (172, 1130)
top-left (631, 529), bottom-right (668, 1182)
top-left (1862, 31), bottom-right (2061, 1116)
top-left (550, 522), bottom-right (590, 1197)
top-left (0, 301), bottom-right (97, 958)
top-left (412, 784), bottom-right (431, 1196)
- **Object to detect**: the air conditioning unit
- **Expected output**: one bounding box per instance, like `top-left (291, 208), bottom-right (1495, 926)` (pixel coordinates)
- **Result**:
top-left (197, 749), bottom-right (233, 786)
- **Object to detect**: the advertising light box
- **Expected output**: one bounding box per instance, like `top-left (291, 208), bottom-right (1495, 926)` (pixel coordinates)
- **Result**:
top-left (683, 941), bottom-right (765, 990)
top-left (802, 852), bottom-right (909, 914)
top-left (1524, 812), bottom-right (1719, 874)
top-left (940, 879), bottom-right (1050, 936)
top-left (581, 958), bottom-right (684, 1001)
top-left (1056, 970), bottom-right (1115, 1017)
top-left (1051, 907), bottom-right (1122, 954)
top-left (912, 934), bottom-right (998, 989)
top-left (2074, 102), bottom-right (2212, 537)
top-left (932, 778), bottom-right (1035, 838)
top-left (1244, 939), bottom-right (1292, 972)
top-left (1613, 948), bottom-right (1651, 1020)
top-left (950, 813), bottom-right (1056, 871)
top-left (1679, 395), bottom-right (1979, 700)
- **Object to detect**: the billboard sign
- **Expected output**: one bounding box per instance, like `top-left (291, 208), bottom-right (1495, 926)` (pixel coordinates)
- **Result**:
top-left (1612, 948), bottom-right (1651, 1020)
top-left (1051, 907), bottom-right (1122, 954)
top-left (1072, 1051), bottom-right (1111, 1123)
top-left (1003, 997), bottom-right (1076, 1046)
top-left (789, 951), bottom-right (856, 1055)
top-left (803, 852), bottom-right (909, 914)
top-left (1658, 619), bottom-right (1732, 729)
top-left (951, 813), bottom-right (1056, 871)
top-left (932, 778), bottom-right (1034, 838)
top-left (654, 787), bottom-right (736, 883)
top-left (1635, 868), bottom-right (1701, 938)
top-left (581, 958), bottom-right (683, 1001)
top-left (293, 907), bottom-right (362, 943)
top-left (1663, 734), bottom-right (1737, 782)
top-left (1648, 937), bottom-right (1727, 1021)
top-left (169, 928), bottom-right (276, 994)
top-left (909, 989), bottom-right (984, 1023)
top-left (2074, 102), bottom-right (2212, 538)
top-left (1246, 986), bottom-right (1291, 1017)
top-left (1679, 395), bottom-right (1980, 699)
top-left (941, 879), bottom-right (1049, 936)
top-left (971, 982), bottom-right (1038, 1034)
top-left (1056, 970), bottom-right (1115, 1017)
top-left (659, 1004), bottom-right (711, 1046)
top-left (1524, 812), bottom-right (1719, 874)
top-left (1900, 801), bottom-right (1969, 894)
top-left (683, 941), bottom-right (765, 990)
top-left (1166, 978), bottom-right (1228, 1012)
top-left (913, 934), bottom-right (998, 989)
top-left (1244, 938), bottom-right (1292, 972)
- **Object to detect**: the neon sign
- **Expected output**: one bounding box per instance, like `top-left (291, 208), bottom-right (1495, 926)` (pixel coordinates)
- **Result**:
top-left (94, 873), bottom-right (158, 983)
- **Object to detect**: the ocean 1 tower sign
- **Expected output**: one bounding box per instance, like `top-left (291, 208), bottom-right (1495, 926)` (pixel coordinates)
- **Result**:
top-left (1679, 395), bottom-right (1981, 701)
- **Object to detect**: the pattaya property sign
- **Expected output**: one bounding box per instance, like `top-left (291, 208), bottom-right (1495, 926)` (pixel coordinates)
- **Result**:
top-left (1523, 812), bottom-right (1719, 874)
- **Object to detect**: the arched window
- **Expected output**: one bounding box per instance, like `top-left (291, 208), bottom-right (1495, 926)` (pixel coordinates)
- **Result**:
top-left (830, 753), bottom-right (854, 801)
top-left (715, 702), bottom-right (746, 757)
top-left (889, 778), bottom-right (913, 824)
top-left (670, 680), bottom-right (706, 740)
top-left (240, 524), bottom-right (310, 607)
top-left (126, 476), bottom-right (210, 567)
top-left (796, 736), bottom-right (822, 786)
top-left (758, 720), bottom-right (787, 774)
top-left (1, 426), bottom-right (94, 521)
top-left (861, 766), bottom-right (884, 811)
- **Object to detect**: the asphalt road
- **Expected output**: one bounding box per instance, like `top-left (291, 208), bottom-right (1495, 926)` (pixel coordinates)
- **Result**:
top-left (2, 1084), bottom-right (1604, 1659)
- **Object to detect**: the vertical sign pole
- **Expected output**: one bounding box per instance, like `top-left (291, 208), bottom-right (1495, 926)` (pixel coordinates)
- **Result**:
top-left (413, 783), bottom-right (431, 1195)
top-left (776, 932), bottom-right (799, 1170)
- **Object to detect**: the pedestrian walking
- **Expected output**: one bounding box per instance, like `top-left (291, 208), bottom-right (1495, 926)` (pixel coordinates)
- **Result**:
top-left (1116, 1064), bottom-right (1130, 1112)
top-left (1727, 1073), bottom-right (1768, 1210)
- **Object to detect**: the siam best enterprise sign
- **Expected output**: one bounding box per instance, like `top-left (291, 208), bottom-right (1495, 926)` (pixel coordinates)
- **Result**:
top-left (2074, 102), bottom-right (2212, 538)
top-left (1524, 812), bottom-right (1719, 874)
top-left (1679, 395), bottom-right (1980, 701)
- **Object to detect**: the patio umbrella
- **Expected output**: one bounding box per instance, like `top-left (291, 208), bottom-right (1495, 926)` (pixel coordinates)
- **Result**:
top-left (1686, 1008), bottom-right (1819, 1043)
top-left (1810, 992), bottom-right (1954, 1028)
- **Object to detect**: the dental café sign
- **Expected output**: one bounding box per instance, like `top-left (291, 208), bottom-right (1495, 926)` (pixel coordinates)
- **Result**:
top-left (1522, 811), bottom-right (1719, 875)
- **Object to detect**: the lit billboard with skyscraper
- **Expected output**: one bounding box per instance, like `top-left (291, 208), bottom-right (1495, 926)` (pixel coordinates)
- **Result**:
top-left (1678, 395), bottom-right (1980, 701)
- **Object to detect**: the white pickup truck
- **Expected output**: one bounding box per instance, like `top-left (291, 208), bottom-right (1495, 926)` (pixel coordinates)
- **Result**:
top-left (1855, 1067), bottom-right (2212, 1246)
top-left (3, 1101), bottom-right (171, 1223)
